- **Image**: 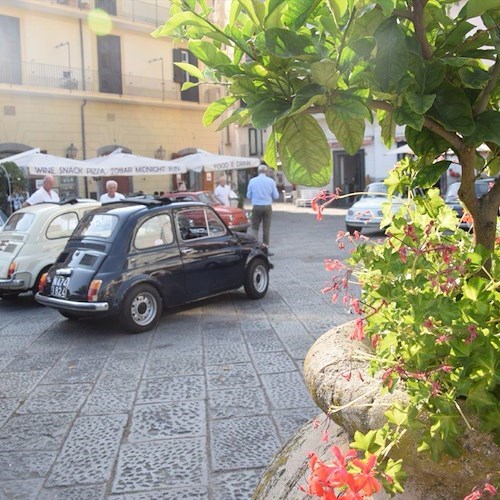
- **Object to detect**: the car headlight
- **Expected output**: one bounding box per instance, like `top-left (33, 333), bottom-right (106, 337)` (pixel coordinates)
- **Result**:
top-left (347, 210), bottom-right (353, 216)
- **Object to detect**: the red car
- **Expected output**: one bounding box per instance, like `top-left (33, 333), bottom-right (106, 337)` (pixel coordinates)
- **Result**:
top-left (165, 191), bottom-right (249, 232)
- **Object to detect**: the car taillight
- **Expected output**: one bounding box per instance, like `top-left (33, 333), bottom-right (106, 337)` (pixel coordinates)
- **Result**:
top-left (38, 273), bottom-right (48, 292)
top-left (7, 261), bottom-right (17, 279)
top-left (87, 280), bottom-right (102, 302)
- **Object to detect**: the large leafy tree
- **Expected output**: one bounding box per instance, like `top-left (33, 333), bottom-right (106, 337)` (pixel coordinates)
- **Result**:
top-left (154, 0), bottom-right (500, 253)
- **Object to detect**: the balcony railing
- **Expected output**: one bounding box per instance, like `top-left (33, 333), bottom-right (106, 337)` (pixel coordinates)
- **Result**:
top-left (1, 60), bottom-right (184, 101)
top-left (47, 0), bottom-right (170, 27)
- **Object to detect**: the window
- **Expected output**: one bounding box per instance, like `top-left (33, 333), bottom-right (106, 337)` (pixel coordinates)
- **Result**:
top-left (134, 214), bottom-right (174, 249)
top-left (97, 35), bottom-right (122, 95)
top-left (0, 16), bottom-right (22, 85)
top-left (74, 214), bottom-right (118, 238)
top-left (249, 128), bottom-right (263, 156)
top-left (176, 208), bottom-right (226, 241)
top-left (173, 48), bottom-right (199, 102)
top-left (46, 213), bottom-right (79, 239)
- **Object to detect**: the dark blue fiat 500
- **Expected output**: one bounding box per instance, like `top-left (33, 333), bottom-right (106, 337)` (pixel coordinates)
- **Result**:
top-left (36, 198), bottom-right (272, 333)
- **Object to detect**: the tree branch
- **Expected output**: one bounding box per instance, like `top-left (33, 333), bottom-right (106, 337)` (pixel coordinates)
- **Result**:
top-left (412, 0), bottom-right (433, 60)
top-left (473, 56), bottom-right (500, 114)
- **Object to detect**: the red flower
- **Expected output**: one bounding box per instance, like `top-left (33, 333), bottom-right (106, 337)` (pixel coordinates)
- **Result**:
top-left (351, 454), bottom-right (382, 496)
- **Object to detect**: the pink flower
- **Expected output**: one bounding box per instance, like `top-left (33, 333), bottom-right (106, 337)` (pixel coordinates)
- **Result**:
top-left (350, 318), bottom-right (365, 341)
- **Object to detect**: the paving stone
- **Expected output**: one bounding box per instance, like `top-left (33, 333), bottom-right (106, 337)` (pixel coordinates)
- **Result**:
top-left (238, 319), bottom-right (271, 334)
top-left (94, 370), bottom-right (142, 392)
top-left (272, 407), bottom-right (319, 442)
top-left (43, 358), bottom-right (106, 384)
top-left (206, 363), bottom-right (260, 390)
top-left (0, 478), bottom-right (43, 500)
top-left (0, 451), bottom-right (58, 480)
top-left (81, 390), bottom-right (136, 415)
top-left (204, 344), bottom-right (249, 365)
top-left (244, 329), bottom-right (285, 353)
top-left (102, 351), bottom-right (148, 372)
top-left (112, 332), bottom-right (154, 352)
top-left (0, 398), bottom-right (20, 427)
top-left (3, 352), bottom-right (59, 372)
top-left (128, 400), bottom-right (206, 442)
top-left (251, 350), bottom-right (297, 374)
top-left (210, 416), bottom-right (281, 470)
top-left (112, 437), bottom-right (207, 493)
top-left (0, 357), bottom-right (14, 370)
top-left (208, 387), bottom-right (268, 419)
top-left (0, 370), bottom-right (46, 398)
top-left (18, 384), bottom-right (92, 414)
top-left (211, 469), bottom-right (265, 500)
top-left (107, 487), bottom-right (208, 499)
top-left (0, 413), bottom-right (75, 451)
top-left (143, 353), bottom-right (204, 378)
top-left (137, 375), bottom-right (205, 403)
top-left (36, 484), bottom-right (107, 500)
top-left (0, 335), bottom-right (36, 357)
top-left (46, 414), bottom-right (127, 487)
top-left (261, 371), bottom-right (315, 410)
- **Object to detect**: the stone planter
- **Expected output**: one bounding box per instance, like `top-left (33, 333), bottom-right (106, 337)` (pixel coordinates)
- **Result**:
top-left (254, 322), bottom-right (499, 499)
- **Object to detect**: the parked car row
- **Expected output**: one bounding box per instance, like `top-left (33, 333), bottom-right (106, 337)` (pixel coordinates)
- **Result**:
top-left (345, 178), bottom-right (496, 234)
top-left (0, 197), bottom-right (270, 333)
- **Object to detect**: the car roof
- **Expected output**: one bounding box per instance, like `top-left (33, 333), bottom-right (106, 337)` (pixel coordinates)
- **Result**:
top-left (15, 199), bottom-right (101, 215)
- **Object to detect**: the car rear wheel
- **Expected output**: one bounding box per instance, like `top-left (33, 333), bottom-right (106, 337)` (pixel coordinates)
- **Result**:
top-left (119, 284), bottom-right (162, 333)
top-left (346, 224), bottom-right (361, 235)
top-left (244, 258), bottom-right (269, 299)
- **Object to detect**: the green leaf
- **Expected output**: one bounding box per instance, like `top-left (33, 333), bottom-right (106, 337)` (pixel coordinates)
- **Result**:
top-left (174, 62), bottom-right (204, 81)
top-left (374, 18), bottom-right (408, 92)
top-left (377, 109), bottom-right (396, 147)
top-left (376, 0), bottom-right (396, 17)
top-left (331, 95), bottom-right (371, 120)
top-left (462, 277), bottom-right (487, 301)
top-left (394, 105), bottom-right (425, 131)
top-left (327, 0), bottom-right (348, 25)
top-left (188, 40), bottom-right (232, 66)
top-left (180, 81), bottom-right (198, 91)
top-left (325, 109), bottom-right (365, 155)
top-left (311, 59), bottom-right (340, 89)
top-left (466, 111), bottom-right (500, 145)
top-left (252, 98), bottom-right (290, 128)
top-left (290, 84), bottom-right (325, 115)
top-left (152, 11), bottom-right (213, 38)
top-left (216, 108), bottom-right (251, 130)
top-left (422, 61), bottom-right (446, 93)
top-left (254, 28), bottom-right (318, 58)
top-left (405, 127), bottom-right (450, 157)
top-left (235, 0), bottom-right (263, 26)
top-left (278, 115), bottom-right (332, 186)
top-left (203, 96), bottom-right (238, 127)
top-left (283, 0), bottom-right (320, 30)
top-left (351, 429), bottom-right (379, 452)
top-left (405, 93), bottom-right (436, 114)
top-left (263, 128), bottom-right (279, 169)
top-left (413, 160), bottom-right (451, 189)
top-left (429, 83), bottom-right (474, 135)
top-left (458, 0), bottom-right (500, 19)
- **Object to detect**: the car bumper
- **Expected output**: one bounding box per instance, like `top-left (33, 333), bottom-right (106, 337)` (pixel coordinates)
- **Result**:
top-left (345, 216), bottom-right (382, 228)
top-left (0, 278), bottom-right (27, 291)
top-left (35, 293), bottom-right (109, 312)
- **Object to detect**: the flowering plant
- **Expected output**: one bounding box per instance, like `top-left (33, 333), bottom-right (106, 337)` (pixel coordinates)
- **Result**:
top-left (307, 163), bottom-right (499, 498)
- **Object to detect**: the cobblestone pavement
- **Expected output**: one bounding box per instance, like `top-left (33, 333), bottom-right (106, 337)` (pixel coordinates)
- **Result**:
top-left (0, 203), bottom-right (366, 500)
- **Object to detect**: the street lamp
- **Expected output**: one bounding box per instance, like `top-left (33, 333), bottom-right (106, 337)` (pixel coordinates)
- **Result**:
top-left (66, 143), bottom-right (78, 159)
top-left (154, 145), bottom-right (165, 159)
top-left (148, 57), bottom-right (165, 101)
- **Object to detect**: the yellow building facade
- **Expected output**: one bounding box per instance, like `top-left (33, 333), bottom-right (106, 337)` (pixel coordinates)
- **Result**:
top-left (0, 0), bottom-right (222, 198)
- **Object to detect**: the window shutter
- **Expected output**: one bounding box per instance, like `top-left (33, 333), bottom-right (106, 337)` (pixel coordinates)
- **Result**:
top-left (173, 49), bottom-right (183, 83)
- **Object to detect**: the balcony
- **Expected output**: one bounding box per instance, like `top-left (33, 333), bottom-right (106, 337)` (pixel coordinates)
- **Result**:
top-left (44, 0), bottom-right (170, 27)
top-left (0, 60), bottom-right (185, 101)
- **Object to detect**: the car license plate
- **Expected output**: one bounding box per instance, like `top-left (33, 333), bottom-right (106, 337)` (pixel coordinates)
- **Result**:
top-left (51, 276), bottom-right (70, 299)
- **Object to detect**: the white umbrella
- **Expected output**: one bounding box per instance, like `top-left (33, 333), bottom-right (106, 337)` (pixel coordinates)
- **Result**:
top-left (162, 151), bottom-right (261, 173)
top-left (84, 152), bottom-right (187, 175)
top-left (0, 148), bottom-right (88, 176)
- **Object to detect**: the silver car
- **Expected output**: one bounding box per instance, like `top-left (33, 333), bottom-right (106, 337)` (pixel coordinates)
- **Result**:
top-left (0, 199), bottom-right (100, 299)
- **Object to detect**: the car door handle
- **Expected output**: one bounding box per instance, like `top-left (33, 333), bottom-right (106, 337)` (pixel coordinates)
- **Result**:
top-left (181, 247), bottom-right (194, 255)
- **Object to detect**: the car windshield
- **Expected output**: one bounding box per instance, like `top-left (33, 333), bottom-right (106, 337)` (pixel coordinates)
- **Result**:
top-left (445, 180), bottom-right (493, 202)
top-left (475, 180), bottom-right (493, 198)
top-left (361, 184), bottom-right (389, 198)
top-left (3, 212), bottom-right (36, 232)
top-left (73, 213), bottom-right (119, 239)
top-left (198, 192), bottom-right (223, 205)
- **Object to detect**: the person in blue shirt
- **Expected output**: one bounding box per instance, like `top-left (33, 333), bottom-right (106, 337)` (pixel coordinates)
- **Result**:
top-left (246, 164), bottom-right (279, 249)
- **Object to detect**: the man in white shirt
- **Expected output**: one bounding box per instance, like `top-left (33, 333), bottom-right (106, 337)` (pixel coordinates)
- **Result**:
top-left (22, 175), bottom-right (60, 207)
top-left (100, 180), bottom-right (125, 203)
top-left (214, 176), bottom-right (236, 207)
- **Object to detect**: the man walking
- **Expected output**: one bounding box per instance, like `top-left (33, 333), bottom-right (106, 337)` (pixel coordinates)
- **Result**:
top-left (246, 164), bottom-right (279, 250)
top-left (100, 180), bottom-right (125, 202)
top-left (22, 175), bottom-right (60, 207)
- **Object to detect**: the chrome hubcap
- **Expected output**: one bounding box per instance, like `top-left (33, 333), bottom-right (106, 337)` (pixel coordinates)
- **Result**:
top-left (131, 291), bottom-right (157, 326)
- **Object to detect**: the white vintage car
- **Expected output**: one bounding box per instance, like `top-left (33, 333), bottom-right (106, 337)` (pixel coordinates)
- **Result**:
top-left (0, 199), bottom-right (101, 299)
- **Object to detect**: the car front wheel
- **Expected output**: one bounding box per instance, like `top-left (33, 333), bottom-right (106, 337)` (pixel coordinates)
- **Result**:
top-left (244, 258), bottom-right (269, 299)
top-left (119, 284), bottom-right (162, 333)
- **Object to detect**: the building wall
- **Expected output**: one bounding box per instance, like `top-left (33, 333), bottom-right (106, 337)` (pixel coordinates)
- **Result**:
top-left (0, 0), bottom-right (220, 199)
